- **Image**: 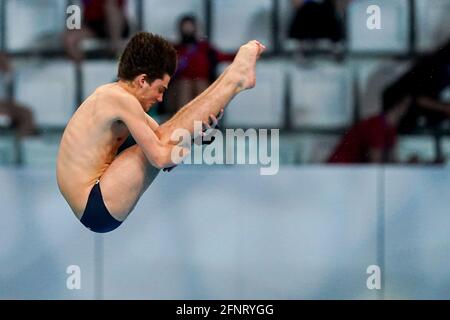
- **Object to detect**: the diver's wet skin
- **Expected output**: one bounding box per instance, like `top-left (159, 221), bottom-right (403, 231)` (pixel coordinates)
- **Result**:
top-left (56, 32), bottom-right (265, 233)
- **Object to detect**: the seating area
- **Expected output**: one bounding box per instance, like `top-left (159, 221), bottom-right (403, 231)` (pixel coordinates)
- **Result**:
top-left (0, 0), bottom-right (449, 166)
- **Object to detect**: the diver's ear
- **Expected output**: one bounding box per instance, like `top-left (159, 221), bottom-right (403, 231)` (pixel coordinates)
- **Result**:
top-left (135, 74), bottom-right (147, 88)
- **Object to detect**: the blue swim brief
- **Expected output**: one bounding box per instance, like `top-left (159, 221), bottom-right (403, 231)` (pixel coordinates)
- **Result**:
top-left (80, 181), bottom-right (122, 233)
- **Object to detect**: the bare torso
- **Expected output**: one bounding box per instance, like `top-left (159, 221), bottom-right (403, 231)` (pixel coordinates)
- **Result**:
top-left (57, 83), bottom-right (135, 218)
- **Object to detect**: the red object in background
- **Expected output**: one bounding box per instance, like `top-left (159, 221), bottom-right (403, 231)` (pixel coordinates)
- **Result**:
top-left (174, 41), bottom-right (234, 81)
top-left (328, 115), bottom-right (397, 163)
top-left (83, 0), bottom-right (127, 22)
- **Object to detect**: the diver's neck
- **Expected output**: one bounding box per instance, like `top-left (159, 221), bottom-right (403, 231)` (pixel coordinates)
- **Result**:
top-left (117, 81), bottom-right (145, 108)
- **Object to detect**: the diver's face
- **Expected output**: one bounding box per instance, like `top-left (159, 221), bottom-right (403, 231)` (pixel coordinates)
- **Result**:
top-left (139, 74), bottom-right (170, 111)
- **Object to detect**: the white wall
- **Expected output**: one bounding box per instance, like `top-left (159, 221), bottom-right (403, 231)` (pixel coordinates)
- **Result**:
top-left (1, 166), bottom-right (449, 299)
top-left (81, 60), bottom-right (118, 99)
top-left (385, 168), bottom-right (450, 299)
top-left (143, 0), bottom-right (205, 42)
top-left (211, 0), bottom-right (273, 52)
top-left (415, 0), bottom-right (450, 52)
top-left (221, 59), bottom-right (286, 128)
top-left (5, 0), bottom-right (65, 51)
top-left (347, 0), bottom-right (409, 53)
top-left (14, 60), bottom-right (76, 127)
top-left (0, 169), bottom-right (96, 299)
top-left (290, 61), bottom-right (353, 128)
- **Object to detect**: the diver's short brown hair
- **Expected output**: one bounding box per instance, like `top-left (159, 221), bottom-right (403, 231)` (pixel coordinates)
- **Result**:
top-left (118, 32), bottom-right (177, 83)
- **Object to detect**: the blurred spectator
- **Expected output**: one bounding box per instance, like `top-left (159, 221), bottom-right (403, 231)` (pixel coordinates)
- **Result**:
top-left (391, 39), bottom-right (450, 132)
top-left (328, 88), bottom-right (411, 164)
top-left (164, 15), bottom-right (235, 115)
top-left (288, 0), bottom-right (351, 49)
top-left (0, 53), bottom-right (37, 137)
top-left (416, 96), bottom-right (450, 117)
top-left (63, 0), bottom-right (130, 63)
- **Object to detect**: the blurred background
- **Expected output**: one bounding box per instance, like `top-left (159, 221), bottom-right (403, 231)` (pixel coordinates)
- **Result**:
top-left (0, 0), bottom-right (450, 299)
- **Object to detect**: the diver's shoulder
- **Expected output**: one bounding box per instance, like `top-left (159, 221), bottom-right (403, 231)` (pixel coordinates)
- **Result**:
top-left (95, 83), bottom-right (122, 97)
top-left (91, 83), bottom-right (135, 105)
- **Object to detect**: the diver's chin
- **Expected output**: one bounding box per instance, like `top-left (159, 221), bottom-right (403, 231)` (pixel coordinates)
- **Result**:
top-left (145, 103), bottom-right (153, 112)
